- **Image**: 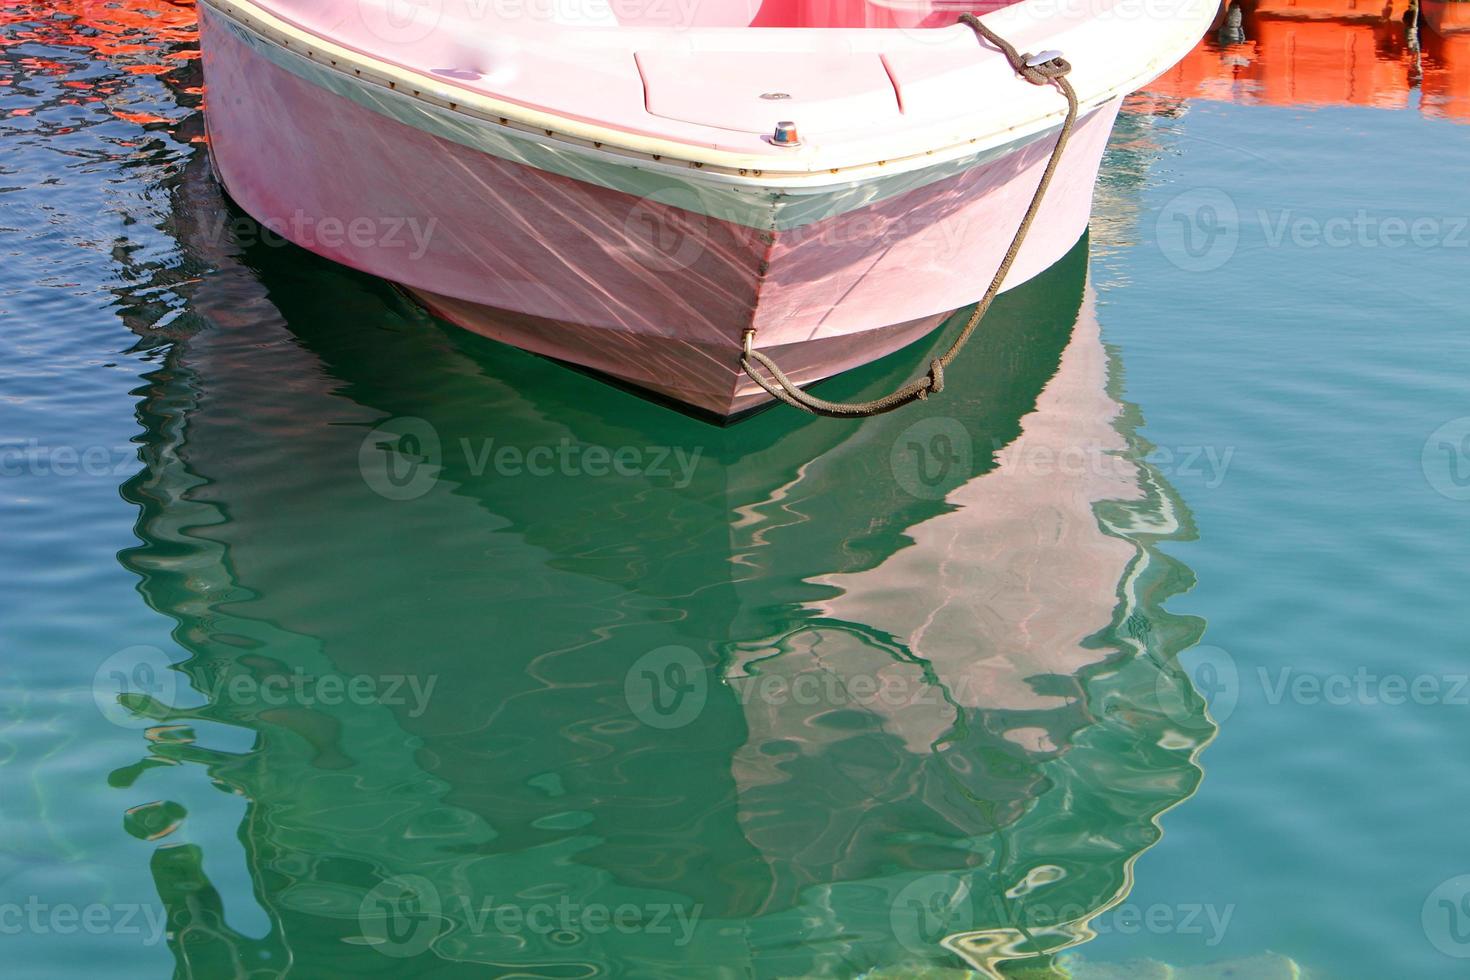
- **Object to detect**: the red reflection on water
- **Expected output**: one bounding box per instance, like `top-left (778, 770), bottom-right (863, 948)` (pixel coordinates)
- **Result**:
top-left (7, 0), bottom-right (1463, 130)
top-left (1140, 0), bottom-right (1470, 122)
top-left (1421, 4), bottom-right (1470, 119)
top-left (0, 0), bottom-right (199, 126)
top-left (0, 0), bottom-right (197, 58)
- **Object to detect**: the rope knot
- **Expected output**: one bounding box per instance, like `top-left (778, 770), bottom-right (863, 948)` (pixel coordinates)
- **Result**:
top-left (1020, 53), bottom-right (1072, 86)
top-left (926, 359), bottom-right (945, 396)
top-left (734, 15), bottom-right (1076, 419)
top-left (958, 15), bottom-right (1071, 86)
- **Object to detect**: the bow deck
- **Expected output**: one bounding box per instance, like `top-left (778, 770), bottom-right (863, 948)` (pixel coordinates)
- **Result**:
top-left (198, 0), bottom-right (1217, 417)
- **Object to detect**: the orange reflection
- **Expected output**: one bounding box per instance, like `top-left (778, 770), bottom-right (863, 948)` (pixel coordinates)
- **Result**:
top-left (8, 0), bottom-right (1465, 127)
top-left (1141, 0), bottom-right (1470, 123)
top-left (0, 0), bottom-right (197, 60)
top-left (1422, 8), bottom-right (1470, 120)
top-left (1, 0), bottom-right (199, 126)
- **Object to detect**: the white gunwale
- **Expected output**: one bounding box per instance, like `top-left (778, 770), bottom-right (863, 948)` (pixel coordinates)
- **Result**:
top-left (198, 0), bottom-right (1214, 188)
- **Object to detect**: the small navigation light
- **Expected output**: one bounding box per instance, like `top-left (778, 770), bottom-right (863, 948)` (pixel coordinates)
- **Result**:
top-left (772, 121), bottom-right (800, 147)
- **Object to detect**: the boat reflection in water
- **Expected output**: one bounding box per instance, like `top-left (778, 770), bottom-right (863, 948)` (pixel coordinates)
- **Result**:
top-left (1136, 0), bottom-right (1470, 123)
top-left (106, 153), bottom-right (1225, 977)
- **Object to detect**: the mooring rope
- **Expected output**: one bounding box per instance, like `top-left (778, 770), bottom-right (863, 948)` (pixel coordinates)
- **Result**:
top-left (738, 14), bottom-right (1079, 418)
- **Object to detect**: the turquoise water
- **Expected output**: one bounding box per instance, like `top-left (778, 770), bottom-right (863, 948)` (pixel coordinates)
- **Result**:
top-left (3, 5), bottom-right (1470, 977)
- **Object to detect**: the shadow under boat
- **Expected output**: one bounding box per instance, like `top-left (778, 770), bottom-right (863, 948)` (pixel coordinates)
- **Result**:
top-left (111, 161), bottom-right (1218, 977)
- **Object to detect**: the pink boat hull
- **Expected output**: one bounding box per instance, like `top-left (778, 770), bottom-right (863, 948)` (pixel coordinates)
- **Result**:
top-left (201, 5), bottom-right (1123, 417)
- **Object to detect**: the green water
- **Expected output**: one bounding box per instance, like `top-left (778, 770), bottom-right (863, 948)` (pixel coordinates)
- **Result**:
top-left (3, 8), bottom-right (1470, 979)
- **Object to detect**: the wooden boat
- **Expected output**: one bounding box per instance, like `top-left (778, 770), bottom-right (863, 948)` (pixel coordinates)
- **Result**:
top-left (198, 0), bottom-right (1213, 417)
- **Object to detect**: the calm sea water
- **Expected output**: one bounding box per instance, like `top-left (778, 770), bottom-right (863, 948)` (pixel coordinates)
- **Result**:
top-left (3, 3), bottom-right (1469, 977)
